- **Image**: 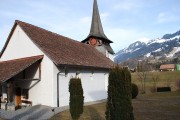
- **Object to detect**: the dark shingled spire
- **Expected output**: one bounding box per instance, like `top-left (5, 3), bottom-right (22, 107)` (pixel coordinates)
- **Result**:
top-left (82, 0), bottom-right (113, 43)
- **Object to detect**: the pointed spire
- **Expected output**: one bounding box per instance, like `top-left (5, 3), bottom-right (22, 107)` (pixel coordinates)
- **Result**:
top-left (90, 0), bottom-right (106, 39)
top-left (82, 0), bottom-right (113, 43)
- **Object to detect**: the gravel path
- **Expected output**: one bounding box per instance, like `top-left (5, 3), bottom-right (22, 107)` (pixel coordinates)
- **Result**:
top-left (0, 105), bottom-right (68, 120)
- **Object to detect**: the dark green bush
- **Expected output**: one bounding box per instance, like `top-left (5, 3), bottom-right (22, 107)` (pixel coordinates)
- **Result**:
top-left (106, 66), bottom-right (134, 120)
top-left (69, 78), bottom-right (84, 120)
top-left (131, 83), bottom-right (138, 99)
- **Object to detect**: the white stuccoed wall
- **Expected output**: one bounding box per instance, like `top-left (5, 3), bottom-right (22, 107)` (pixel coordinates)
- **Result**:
top-left (0, 24), bottom-right (110, 107)
top-left (28, 55), bottom-right (54, 106)
top-left (0, 25), bottom-right (55, 106)
top-left (105, 50), bottom-right (114, 61)
top-left (0, 25), bottom-right (43, 61)
top-left (53, 66), bottom-right (109, 107)
top-left (108, 53), bottom-right (114, 61)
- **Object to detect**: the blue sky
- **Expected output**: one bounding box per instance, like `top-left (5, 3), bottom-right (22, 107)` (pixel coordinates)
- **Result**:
top-left (0, 0), bottom-right (180, 53)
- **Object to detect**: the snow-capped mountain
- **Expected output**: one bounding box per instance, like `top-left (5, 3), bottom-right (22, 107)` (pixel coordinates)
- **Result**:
top-left (115, 30), bottom-right (180, 63)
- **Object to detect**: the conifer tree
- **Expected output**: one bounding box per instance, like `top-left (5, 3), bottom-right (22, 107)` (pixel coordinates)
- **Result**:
top-left (69, 78), bottom-right (84, 120)
top-left (106, 66), bottom-right (134, 120)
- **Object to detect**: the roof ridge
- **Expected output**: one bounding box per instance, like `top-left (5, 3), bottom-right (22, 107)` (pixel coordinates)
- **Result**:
top-left (16, 20), bottom-right (58, 35)
top-left (0, 55), bottom-right (43, 63)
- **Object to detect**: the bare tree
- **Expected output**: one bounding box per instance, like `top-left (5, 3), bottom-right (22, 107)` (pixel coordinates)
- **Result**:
top-left (136, 60), bottom-right (151, 94)
top-left (151, 73), bottom-right (159, 93)
top-left (166, 77), bottom-right (172, 87)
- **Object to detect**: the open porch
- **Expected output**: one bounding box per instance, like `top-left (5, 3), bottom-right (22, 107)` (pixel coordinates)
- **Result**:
top-left (0, 55), bottom-right (43, 110)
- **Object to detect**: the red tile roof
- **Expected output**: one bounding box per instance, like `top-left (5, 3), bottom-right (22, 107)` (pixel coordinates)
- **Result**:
top-left (0, 55), bottom-right (43, 83)
top-left (1, 20), bottom-right (113, 69)
top-left (160, 64), bottom-right (175, 70)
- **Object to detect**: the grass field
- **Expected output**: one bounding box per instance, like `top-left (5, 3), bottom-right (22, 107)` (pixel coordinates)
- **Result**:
top-left (50, 91), bottom-right (180, 120)
top-left (131, 71), bottom-right (180, 93)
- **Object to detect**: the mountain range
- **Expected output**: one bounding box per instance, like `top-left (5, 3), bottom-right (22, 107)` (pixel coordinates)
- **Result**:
top-left (115, 30), bottom-right (180, 64)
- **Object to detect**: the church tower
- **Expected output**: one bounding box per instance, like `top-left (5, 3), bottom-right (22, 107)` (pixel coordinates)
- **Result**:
top-left (82, 0), bottom-right (114, 61)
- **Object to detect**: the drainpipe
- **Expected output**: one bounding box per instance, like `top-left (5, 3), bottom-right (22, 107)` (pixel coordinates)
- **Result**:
top-left (57, 71), bottom-right (61, 107)
top-left (57, 67), bottom-right (67, 107)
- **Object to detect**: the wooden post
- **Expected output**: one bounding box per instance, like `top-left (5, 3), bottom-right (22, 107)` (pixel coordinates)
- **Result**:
top-left (15, 87), bottom-right (22, 110)
top-left (39, 62), bottom-right (41, 80)
top-left (0, 83), bottom-right (2, 109)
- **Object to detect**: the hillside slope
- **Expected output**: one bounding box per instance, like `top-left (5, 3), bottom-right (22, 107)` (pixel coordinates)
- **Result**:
top-left (115, 30), bottom-right (180, 63)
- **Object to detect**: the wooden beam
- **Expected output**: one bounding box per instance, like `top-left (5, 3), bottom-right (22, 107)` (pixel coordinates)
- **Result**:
top-left (39, 62), bottom-right (41, 80)
top-left (14, 79), bottom-right (40, 82)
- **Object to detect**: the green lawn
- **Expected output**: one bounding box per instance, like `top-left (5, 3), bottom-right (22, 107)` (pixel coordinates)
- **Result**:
top-left (131, 71), bottom-right (180, 93)
top-left (50, 91), bottom-right (180, 120)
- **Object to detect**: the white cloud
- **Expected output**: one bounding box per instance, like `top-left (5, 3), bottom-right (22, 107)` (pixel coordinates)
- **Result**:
top-left (0, 25), bottom-right (12, 50)
top-left (157, 12), bottom-right (180, 23)
top-left (80, 16), bottom-right (91, 24)
top-left (22, 0), bottom-right (67, 15)
top-left (113, 0), bottom-right (142, 11)
top-left (0, 11), bottom-right (33, 20)
top-left (106, 28), bottom-right (150, 52)
top-left (106, 29), bottom-right (131, 51)
top-left (100, 12), bottom-right (109, 21)
top-left (157, 13), bottom-right (167, 23)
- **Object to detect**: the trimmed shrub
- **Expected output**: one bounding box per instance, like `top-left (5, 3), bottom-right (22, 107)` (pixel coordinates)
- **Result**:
top-left (132, 83), bottom-right (138, 99)
top-left (69, 78), bottom-right (84, 120)
top-left (106, 66), bottom-right (134, 120)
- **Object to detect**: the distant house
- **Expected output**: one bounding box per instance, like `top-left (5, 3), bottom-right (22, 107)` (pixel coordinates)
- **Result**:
top-left (160, 64), bottom-right (176, 71)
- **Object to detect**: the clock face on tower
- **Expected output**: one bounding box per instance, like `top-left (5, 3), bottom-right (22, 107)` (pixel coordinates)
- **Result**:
top-left (90, 38), bottom-right (97, 45)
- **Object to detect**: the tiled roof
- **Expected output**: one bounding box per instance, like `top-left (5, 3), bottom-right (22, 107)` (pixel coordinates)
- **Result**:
top-left (160, 64), bottom-right (175, 70)
top-left (0, 55), bottom-right (43, 83)
top-left (12, 20), bottom-right (114, 69)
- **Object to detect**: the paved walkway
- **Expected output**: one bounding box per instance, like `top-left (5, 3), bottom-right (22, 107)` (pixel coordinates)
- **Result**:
top-left (0, 105), bottom-right (68, 120)
top-left (0, 99), bottom-right (106, 120)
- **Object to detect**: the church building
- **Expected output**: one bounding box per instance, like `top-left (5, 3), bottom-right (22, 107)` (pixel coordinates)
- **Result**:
top-left (0, 0), bottom-right (114, 109)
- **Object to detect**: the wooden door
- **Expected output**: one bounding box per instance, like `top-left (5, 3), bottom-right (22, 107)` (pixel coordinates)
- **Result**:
top-left (15, 87), bottom-right (22, 106)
